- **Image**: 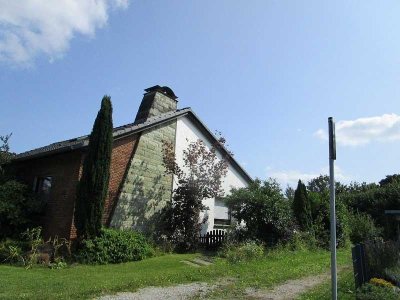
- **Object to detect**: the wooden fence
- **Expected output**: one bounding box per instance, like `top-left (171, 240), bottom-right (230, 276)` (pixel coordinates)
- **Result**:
top-left (352, 243), bottom-right (369, 288)
top-left (352, 239), bottom-right (400, 289)
top-left (199, 229), bottom-right (227, 250)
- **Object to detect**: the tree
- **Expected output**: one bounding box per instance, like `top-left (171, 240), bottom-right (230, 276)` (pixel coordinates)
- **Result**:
top-left (0, 134), bottom-right (14, 183)
top-left (292, 180), bottom-right (311, 230)
top-left (284, 185), bottom-right (295, 202)
top-left (379, 174), bottom-right (400, 187)
top-left (160, 138), bottom-right (228, 252)
top-left (74, 96), bottom-right (113, 239)
top-left (226, 179), bottom-right (294, 245)
top-left (0, 134), bottom-right (43, 239)
top-left (307, 174), bottom-right (347, 195)
top-left (307, 175), bottom-right (333, 196)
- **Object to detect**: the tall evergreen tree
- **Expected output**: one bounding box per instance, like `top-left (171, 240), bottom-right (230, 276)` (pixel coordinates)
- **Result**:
top-left (292, 180), bottom-right (312, 230)
top-left (74, 96), bottom-right (113, 239)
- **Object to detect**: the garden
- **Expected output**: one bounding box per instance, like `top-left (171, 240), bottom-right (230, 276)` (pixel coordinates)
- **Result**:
top-left (0, 98), bottom-right (399, 299)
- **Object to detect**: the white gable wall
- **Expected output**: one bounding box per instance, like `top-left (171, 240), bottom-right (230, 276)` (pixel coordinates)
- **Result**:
top-left (174, 116), bottom-right (249, 234)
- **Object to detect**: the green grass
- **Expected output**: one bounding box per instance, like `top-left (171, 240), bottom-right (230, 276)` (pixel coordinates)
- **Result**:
top-left (0, 249), bottom-right (352, 300)
top-left (297, 261), bottom-right (356, 299)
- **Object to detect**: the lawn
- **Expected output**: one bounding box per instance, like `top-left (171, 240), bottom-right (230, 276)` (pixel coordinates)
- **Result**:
top-left (0, 248), bottom-right (352, 300)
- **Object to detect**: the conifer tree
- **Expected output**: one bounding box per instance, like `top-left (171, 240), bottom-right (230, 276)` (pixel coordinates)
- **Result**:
top-left (292, 180), bottom-right (312, 230)
top-left (75, 96), bottom-right (113, 239)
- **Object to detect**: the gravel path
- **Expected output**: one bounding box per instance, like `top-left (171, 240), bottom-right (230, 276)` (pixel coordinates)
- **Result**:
top-left (97, 282), bottom-right (216, 300)
top-left (97, 272), bottom-right (332, 300)
top-left (245, 272), bottom-right (330, 300)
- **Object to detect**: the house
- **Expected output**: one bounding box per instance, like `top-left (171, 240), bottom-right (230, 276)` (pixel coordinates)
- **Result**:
top-left (13, 86), bottom-right (252, 239)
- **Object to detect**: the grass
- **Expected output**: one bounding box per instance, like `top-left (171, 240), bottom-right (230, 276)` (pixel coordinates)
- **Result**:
top-left (0, 248), bottom-right (352, 300)
top-left (297, 259), bottom-right (356, 299)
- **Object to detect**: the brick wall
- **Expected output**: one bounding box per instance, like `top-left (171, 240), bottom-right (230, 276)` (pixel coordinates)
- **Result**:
top-left (103, 134), bottom-right (137, 224)
top-left (15, 134), bottom-right (138, 239)
top-left (15, 151), bottom-right (83, 239)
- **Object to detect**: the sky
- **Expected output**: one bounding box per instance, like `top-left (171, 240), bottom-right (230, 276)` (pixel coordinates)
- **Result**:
top-left (1, 1), bottom-right (400, 188)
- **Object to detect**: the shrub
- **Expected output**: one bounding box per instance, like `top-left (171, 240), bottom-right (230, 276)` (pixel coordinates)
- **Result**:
top-left (308, 193), bottom-right (349, 249)
top-left (0, 227), bottom-right (71, 268)
top-left (385, 266), bottom-right (400, 287)
top-left (364, 239), bottom-right (400, 279)
top-left (342, 182), bottom-right (400, 240)
top-left (348, 212), bottom-right (382, 244)
top-left (77, 228), bottom-right (154, 264)
top-left (0, 180), bottom-right (44, 239)
top-left (219, 241), bottom-right (264, 263)
top-left (357, 283), bottom-right (399, 300)
top-left (285, 231), bottom-right (318, 251)
top-left (370, 277), bottom-right (394, 288)
top-left (0, 239), bottom-right (26, 265)
top-left (225, 179), bottom-right (295, 245)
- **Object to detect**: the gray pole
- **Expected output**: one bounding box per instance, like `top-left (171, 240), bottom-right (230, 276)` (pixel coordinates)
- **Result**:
top-left (328, 117), bottom-right (337, 300)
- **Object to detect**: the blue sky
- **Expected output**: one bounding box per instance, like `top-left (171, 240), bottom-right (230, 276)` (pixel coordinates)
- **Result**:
top-left (1, 1), bottom-right (400, 187)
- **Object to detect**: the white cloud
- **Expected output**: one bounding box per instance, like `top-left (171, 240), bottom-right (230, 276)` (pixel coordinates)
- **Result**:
top-left (314, 113), bottom-right (400, 146)
top-left (313, 128), bottom-right (328, 141)
top-left (270, 165), bottom-right (351, 188)
top-left (0, 0), bottom-right (128, 66)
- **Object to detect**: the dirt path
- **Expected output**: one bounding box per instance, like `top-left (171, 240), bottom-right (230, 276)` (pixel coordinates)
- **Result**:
top-left (97, 282), bottom-right (215, 300)
top-left (97, 271), bottom-right (332, 300)
top-left (245, 272), bottom-right (330, 300)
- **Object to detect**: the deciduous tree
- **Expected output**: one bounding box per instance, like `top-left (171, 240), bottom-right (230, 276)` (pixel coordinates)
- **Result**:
top-left (160, 138), bottom-right (228, 252)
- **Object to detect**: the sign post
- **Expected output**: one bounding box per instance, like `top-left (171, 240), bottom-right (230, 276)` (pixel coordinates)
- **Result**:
top-left (328, 117), bottom-right (337, 300)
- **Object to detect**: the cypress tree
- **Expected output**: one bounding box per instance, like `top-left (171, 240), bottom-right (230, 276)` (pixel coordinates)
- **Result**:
top-left (75, 96), bottom-right (113, 239)
top-left (292, 180), bottom-right (312, 230)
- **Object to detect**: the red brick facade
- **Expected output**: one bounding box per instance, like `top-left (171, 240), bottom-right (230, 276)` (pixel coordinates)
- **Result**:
top-left (15, 151), bottom-right (83, 239)
top-left (15, 134), bottom-right (138, 239)
top-left (104, 135), bottom-right (138, 224)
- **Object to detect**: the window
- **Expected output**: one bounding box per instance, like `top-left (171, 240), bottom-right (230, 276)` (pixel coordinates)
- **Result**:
top-left (33, 176), bottom-right (52, 201)
top-left (214, 198), bottom-right (231, 227)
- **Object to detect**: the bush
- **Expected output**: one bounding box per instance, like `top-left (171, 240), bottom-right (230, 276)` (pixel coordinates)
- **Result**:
top-left (364, 239), bottom-right (400, 279)
top-left (342, 183), bottom-right (400, 240)
top-left (357, 283), bottom-right (399, 300)
top-left (0, 180), bottom-right (44, 239)
top-left (348, 212), bottom-right (382, 244)
top-left (308, 193), bottom-right (349, 249)
top-left (77, 228), bottom-right (154, 264)
top-left (370, 277), bottom-right (394, 288)
top-left (385, 266), bottom-right (400, 287)
top-left (225, 179), bottom-right (295, 245)
top-left (0, 227), bottom-right (70, 268)
top-left (0, 239), bottom-right (27, 265)
top-left (285, 231), bottom-right (318, 251)
top-left (219, 241), bottom-right (264, 263)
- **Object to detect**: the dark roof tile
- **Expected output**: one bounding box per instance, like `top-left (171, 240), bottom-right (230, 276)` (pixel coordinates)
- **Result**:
top-left (14, 107), bottom-right (252, 182)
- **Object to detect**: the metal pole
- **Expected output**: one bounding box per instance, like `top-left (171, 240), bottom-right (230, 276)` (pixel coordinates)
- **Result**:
top-left (329, 157), bottom-right (337, 300)
top-left (328, 117), bottom-right (337, 300)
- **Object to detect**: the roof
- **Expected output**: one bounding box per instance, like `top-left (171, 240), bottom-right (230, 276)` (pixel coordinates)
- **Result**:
top-left (15, 108), bottom-right (252, 183)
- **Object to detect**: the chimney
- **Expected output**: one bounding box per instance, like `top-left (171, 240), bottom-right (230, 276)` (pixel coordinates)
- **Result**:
top-left (135, 85), bottom-right (178, 122)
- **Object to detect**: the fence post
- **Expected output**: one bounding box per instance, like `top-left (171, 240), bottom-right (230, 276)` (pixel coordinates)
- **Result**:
top-left (352, 243), bottom-right (367, 289)
top-left (360, 243), bottom-right (369, 282)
